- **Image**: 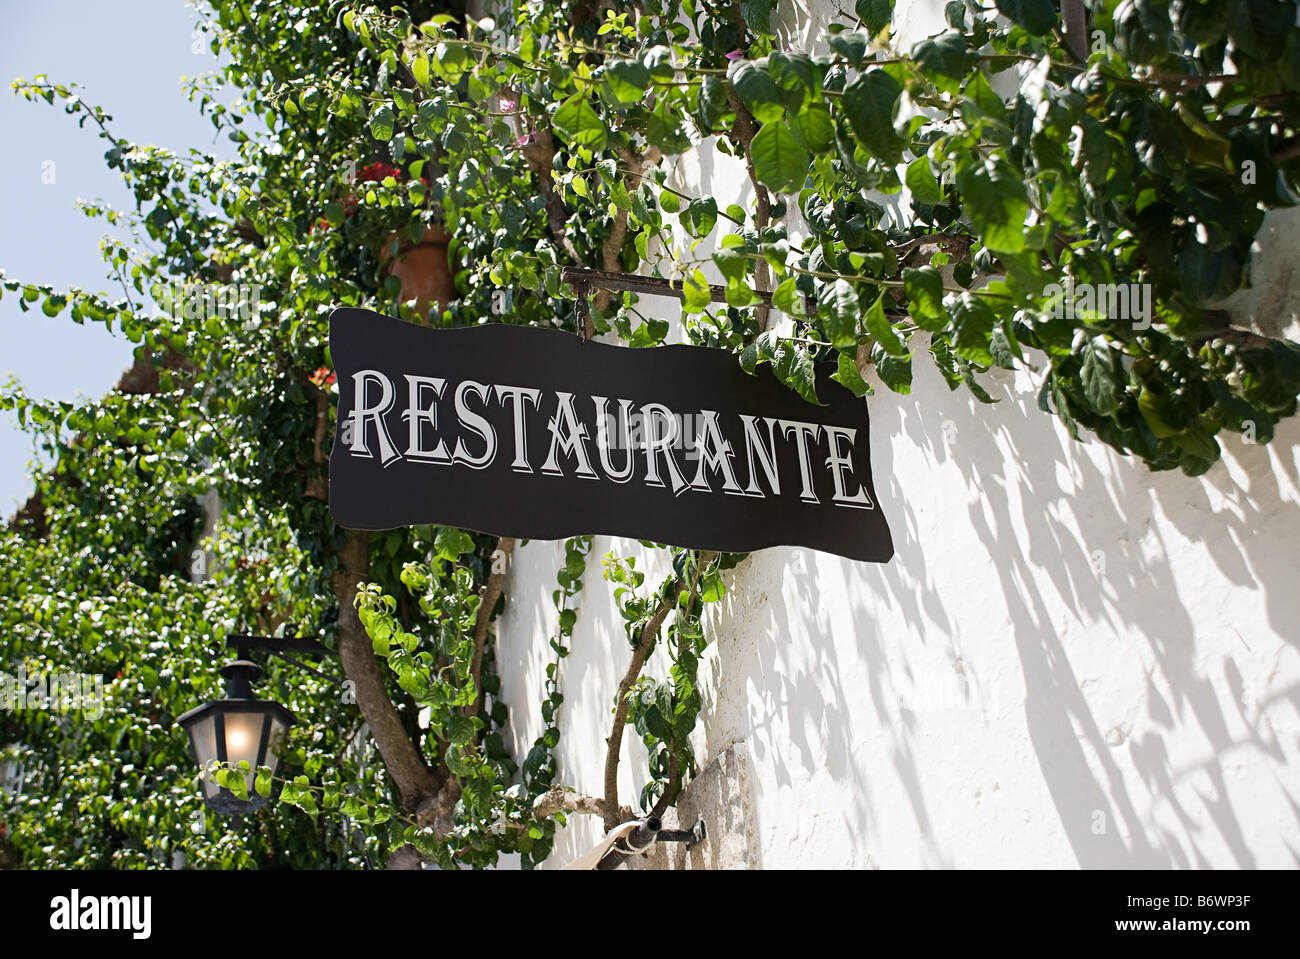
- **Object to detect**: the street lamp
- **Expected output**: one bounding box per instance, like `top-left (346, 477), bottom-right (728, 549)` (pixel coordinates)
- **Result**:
top-left (176, 635), bottom-right (327, 815)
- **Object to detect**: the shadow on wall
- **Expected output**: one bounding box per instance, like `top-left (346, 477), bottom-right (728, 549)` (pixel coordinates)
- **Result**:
top-left (924, 369), bottom-right (1299, 868)
top-left (701, 355), bottom-right (1300, 868)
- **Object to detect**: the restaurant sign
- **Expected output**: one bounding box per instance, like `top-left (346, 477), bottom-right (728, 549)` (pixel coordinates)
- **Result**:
top-left (329, 308), bottom-right (893, 562)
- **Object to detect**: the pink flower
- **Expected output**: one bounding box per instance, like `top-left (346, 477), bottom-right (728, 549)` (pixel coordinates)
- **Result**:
top-left (725, 49), bottom-right (744, 59)
top-left (498, 95), bottom-right (518, 113)
top-left (517, 131), bottom-right (534, 146)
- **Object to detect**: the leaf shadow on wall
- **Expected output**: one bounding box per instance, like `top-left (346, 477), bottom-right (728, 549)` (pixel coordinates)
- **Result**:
top-left (876, 359), bottom-right (1300, 868)
top-left (696, 353), bottom-right (1299, 868)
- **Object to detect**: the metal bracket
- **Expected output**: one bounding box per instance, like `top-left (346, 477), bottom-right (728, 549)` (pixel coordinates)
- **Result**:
top-left (573, 275), bottom-right (590, 343)
top-left (655, 818), bottom-right (707, 852)
top-left (560, 265), bottom-right (812, 315)
top-left (227, 633), bottom-right (330, 658)
top-left (225, 634), bottom-right (341, 686)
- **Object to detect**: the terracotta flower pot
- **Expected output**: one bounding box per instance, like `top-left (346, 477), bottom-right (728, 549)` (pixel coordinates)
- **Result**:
top-left (380, 223), bottom-right (454, 317)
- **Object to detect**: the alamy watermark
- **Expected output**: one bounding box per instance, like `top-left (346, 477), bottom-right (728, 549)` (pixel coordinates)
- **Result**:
top-left (596, 408), bottom-right (719, 462)
top-left (1043, 278), bottom-right (1153, 330)
top-left (50, 890), bottom-right (151, 939)
top-left (150, 280), bottom-right (263, 327)
top-left (1, 666), bottom-right (104, 721)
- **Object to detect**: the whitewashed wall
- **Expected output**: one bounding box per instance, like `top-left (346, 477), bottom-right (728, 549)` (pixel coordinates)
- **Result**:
top-left (494, 0), bottom-right (1300, 869)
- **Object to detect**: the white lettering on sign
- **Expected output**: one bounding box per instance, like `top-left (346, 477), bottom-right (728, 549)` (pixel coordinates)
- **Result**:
top-left (341, 370), bottom-right (875, 509)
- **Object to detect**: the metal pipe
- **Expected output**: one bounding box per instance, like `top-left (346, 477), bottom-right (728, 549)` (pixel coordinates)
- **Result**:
top-left (595, 816), bottom-right (662, 870)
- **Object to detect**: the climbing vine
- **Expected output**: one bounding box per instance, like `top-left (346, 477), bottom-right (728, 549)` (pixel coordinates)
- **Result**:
top-left (521, 535), bottom-right (592, 796)
top-left (2, 0), bottom-right (1299, 869)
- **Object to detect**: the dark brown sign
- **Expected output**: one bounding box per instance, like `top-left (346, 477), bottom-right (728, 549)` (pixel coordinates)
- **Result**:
top-left (329, 308), bottom-right (894, 562)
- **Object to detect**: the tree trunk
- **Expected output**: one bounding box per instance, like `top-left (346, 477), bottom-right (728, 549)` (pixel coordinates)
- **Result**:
top-left (333, 530), bottom-right (439, 815)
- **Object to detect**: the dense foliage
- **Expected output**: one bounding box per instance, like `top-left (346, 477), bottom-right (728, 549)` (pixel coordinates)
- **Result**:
top-left (3, 0), bottom-right (1299, 867)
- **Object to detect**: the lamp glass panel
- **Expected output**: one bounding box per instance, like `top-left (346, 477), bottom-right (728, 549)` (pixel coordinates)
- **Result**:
top-left (185, 713), bottom-right (221, 801)
top-left (222, 709), bottom-right (267, 796)
top-left (264, 714), bottom-right (290, 776)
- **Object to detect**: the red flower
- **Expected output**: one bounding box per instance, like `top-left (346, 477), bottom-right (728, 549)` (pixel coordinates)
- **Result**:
top-left (310, 366), bottom-right (336, 388)
top-left (310, 217), bottom-right (332, 233)
top-left (359, 161), bottom-right (402, 182)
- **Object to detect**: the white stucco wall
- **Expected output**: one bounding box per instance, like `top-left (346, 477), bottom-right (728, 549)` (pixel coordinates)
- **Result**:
top-left (494, 0), bottom-right (1300, 869)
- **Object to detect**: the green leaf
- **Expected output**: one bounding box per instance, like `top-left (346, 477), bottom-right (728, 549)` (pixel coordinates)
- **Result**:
top-left (856, 0), bottom-right (895, 35)
top-left (644, 704), bottom-right (670, 740)
top-left (956, 160), bottom-right (1029, 254)
top-left (725, 276), bottom-right (758, 307)
top-left (995, 0), bottom-right (1058, 35)
top-left (713, 245), bottom-right (747, 281)
top-left (728, 60), bottom-right (785, 125)
top-left (750, 123), bottom-right (810, 194)
top-left (444, 745), bottom-right (472, 777)
top-left (605, 60), bottom-right (651, 104)
top-left (963, 69), bottom-right (1005, 119)
top-left (700, 569), bottom-right (726, 602)
top-left (447, 715), bottom-right (476, 745)
top-left (684, 197), bottom-right (718, 237)
top-left (431, 42), bottom-right (469, 83)
top-left (773, 276), bottom-right (804, 316)
top-left (1181, 1), bottom-right (1231, 46)
top-left (905, 156), bottom-right (944, 205)
top-left (947, 293), bottom-right (996, 366)
top-left (226, 768), bottom-right (249, 800)
top-left (368, 102), bottom-right (395, 142)
top-left (1171, 423), bottom-right (1220, 462)
top-left (434, 526), bottom-right (474, 560)
top-left (865, 292), bottom-right (905, 355)
top-left (903, 267), bottom-right (946, 331)
top-left (769, 52), bottom-right (819, 110)
top-left (989, 327), bottom-right (1017, 370)
top-left (841, 70), bottom-right (905, 162)
top-left (411, 55), bottom-right (430, 88)
top-left (683, 270), bottom-right (712, 312)
top-left (874, 348), bottom-right (913, 394)
top-left (1080, 338), bottom-right (1124, 415)
top-left (793, 106), bottom-right (834, 154)
top-left (552, 94), bottom-right (608, 151)
top-left (772, 339), bottom-right (823, 405)
top-left (828, 31), bottom-right (869, 65)
top-left (821, 279), bottom-right (860, 348)
top-left (740, 0), bottom-right (772, 34)
top-left (832, 349), bottom-right (872, 396)
top-left (1138, 388), bottom-right (1179, 437)
top-left (911, 34), bottom-right (976, 87)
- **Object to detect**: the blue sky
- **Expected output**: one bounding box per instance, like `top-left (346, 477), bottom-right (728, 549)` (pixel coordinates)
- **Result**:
top-left (0, 1), bottom-right (242, 515)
